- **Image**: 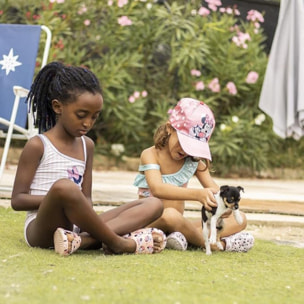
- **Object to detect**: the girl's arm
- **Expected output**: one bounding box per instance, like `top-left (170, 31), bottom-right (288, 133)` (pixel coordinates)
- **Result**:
top-left (80, 136), bottom-right (94, 206)
top-left (140, 149), bottom-right (218, 210)
top-left (195, 160), bottom-right (220, 190)
top-left (11, 136), bottom-right (44, 211)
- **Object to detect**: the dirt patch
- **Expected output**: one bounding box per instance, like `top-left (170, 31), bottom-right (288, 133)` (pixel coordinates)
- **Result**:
top-left (241, 199), bottom-right (304, 216)
top-left (247, 224), bottom-right (304, 248)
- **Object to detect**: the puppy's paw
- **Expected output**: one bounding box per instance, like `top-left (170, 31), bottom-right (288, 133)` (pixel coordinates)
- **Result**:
top-left (206, 248), bottom-right (212, 255)
top-left (216, 241), bottom-right (224, 251)
top-left (209, 235), bottom-right (217, 245)
top-left (233, 209), bottom-right (243, 225)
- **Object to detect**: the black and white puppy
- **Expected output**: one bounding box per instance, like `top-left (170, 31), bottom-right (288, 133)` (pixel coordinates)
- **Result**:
top-left (201, 185), bottom-right (244, 255)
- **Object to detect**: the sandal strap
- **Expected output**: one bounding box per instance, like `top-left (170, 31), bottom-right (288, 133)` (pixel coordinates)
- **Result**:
top-left (123, 228), bottom-right (166, 254)
top-left (70, 232), bottom-right (81, 253)
top-left (54, 228), bottom-right (81, 256)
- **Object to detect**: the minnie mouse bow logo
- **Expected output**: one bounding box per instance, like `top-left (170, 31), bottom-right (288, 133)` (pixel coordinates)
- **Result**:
top-left (67, 166), bottom-right (82, 184)
top-left (191, 114), bottom-right (214, 142)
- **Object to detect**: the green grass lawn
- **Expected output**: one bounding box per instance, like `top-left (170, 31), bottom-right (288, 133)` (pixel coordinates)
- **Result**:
top-left (1, 207), bottom-right (303, 304)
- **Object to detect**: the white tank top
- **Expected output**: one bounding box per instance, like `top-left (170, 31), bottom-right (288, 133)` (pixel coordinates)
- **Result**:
top-left (30, 134), bottom-right (87, 195)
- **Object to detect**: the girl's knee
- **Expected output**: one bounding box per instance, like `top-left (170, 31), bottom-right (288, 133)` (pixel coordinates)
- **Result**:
top-left (49, 179), bottom-right (80, 199)
top-left (240, 212), bottom-right (247, 229)
top-left (161, 208), bottom-right (184, 229)
top-left (145, 197), bottom-right (164, 217)
top-left (221, 211), bottom-right (247, 236)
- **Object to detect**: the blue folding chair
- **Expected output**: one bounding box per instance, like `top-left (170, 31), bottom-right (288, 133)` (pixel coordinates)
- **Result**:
top-left (0, 24), bottom-right (52, 186)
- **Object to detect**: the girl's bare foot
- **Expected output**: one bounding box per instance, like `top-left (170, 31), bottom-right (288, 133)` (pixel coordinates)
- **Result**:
top-left (121, 228), bottom-right (167, 254)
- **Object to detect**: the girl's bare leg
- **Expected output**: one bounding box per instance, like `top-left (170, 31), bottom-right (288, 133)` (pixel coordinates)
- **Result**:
top-left (148, 206), bottom-right (247, 249)
top-left (147, 207), bottom-right (205, 248)
top-left (82, 198), bottom-right (164, 249)
top-left (26, 179), bottom-right (163, 253)
top-left (99, 198), bottom-right (164, 235)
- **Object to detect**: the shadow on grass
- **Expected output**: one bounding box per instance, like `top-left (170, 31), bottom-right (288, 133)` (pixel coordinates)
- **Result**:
top-left (1, 207), bottom-right (303, 304)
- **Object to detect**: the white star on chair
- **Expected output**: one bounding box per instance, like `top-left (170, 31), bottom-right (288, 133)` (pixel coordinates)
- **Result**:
top-left (0, 48), bottom-right (22, 75)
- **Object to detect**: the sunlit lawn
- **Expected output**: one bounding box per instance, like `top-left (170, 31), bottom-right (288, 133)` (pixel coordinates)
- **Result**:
top-left (1, 207), bottom-right (303, 304)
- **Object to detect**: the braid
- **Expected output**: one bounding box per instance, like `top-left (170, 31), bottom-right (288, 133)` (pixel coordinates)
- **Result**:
top-left (27, 61), bottom-right (102, 133)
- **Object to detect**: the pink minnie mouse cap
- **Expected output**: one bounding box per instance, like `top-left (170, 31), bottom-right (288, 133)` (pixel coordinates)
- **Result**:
top-left (169, 98), bottom-right (215, 160)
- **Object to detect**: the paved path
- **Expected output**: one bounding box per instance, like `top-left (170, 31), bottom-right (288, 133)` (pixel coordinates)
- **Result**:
top-left (1, 165), bottom-right (304, 219)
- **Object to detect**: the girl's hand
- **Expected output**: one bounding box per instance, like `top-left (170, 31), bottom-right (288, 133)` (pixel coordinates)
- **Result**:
top-left (199, 188), bottom-right (218, 211)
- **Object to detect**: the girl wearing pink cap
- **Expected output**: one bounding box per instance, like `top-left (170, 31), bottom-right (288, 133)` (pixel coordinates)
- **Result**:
top-left (134, 98), bottom-right (254, 253)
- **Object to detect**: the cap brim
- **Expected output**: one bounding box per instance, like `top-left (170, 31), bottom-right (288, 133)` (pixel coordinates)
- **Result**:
top-left (177, 131), bottom-right (212, 161)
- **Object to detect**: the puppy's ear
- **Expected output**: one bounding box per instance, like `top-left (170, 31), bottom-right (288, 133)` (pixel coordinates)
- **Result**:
top-left (220, 185), bottom-right (229, 195)
top-left (237, 186), bottom-right (244, 193)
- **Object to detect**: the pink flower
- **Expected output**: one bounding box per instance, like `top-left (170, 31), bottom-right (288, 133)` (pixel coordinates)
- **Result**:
top-left (195, 81), bottom-right (205, 91)
top-left (128, 96), bottom-right (135, 103)
top-left (205, 0), bottom-right (222, 11)
top-left (78, 4), bottom-right (87, 15)
top-left (226, 82), bottom-right (237, 95)
top-left (247, 10), bottom-right (264, 23)
top-left (84, 19), bottom-right (90, 26)
top-left (254, 22), bottom-right (260, 29)
top-left (232, 32), bottom-right (251, 49)
top-left (208, 78), bottom-right (220, 93)
top-left (198, 7), bottom-right (210, 17)
top-left (226, 8), bottom-right (233, 15)
top-left (191, 69), bottom-right (201, 77)
top-left (167, 108), bottom-right (173, 114)
top-left (108, 0), bottom-right (113, 5)
top-left (230, 25), bottom-right (239, 32)
top-left (246, 71), bottom-right (259, 84)
top-left (220, 7), bottom-right (239, 15)
top-left (118, 0), bottom-right (128, 8)
top-left (234, 9), bottom-right (240, 16)
top-left (208, 4), bottom-right (217, 11)
top-left (118, 16), bottom-right (132, 26)
top-left (54, 38), bottom-right (64, 50)
top-left (134, 91), bottom-right (140, 98)
top-left (129, 90), bottom-right (147, 102)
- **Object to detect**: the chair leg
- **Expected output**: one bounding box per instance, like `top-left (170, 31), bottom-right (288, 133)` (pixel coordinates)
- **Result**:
top-left (0, 94), bottom-right (21, 182)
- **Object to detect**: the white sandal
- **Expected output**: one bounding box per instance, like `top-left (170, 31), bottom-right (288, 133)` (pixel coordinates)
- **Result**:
top-left (53, 227), bottom-right (81, 256)
top-left (166, 232), bottom-right (188, 251)
top-left (222, 232), bottom-right (254, 252)
top-left (123, 228), bottom-right (166, 254)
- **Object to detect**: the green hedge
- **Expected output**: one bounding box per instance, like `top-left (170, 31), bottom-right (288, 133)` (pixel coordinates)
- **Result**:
top-left (1, 0), bottom-right (303, 176)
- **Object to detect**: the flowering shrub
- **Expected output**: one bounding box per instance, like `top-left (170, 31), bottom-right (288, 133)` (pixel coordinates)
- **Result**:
top-left (1, 0), bottom-right (291, 175)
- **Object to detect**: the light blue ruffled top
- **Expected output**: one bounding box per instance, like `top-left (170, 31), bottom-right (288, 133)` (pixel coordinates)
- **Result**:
top-left (133, 157), bottom-right (199, 189)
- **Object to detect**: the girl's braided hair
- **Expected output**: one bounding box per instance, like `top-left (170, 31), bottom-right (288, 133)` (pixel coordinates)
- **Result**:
top-left (27, 61), bottom-right (102, 133)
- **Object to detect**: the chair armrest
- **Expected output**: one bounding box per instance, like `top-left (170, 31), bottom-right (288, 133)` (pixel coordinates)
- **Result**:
top-left (13, 86), bottom-right (29, 98)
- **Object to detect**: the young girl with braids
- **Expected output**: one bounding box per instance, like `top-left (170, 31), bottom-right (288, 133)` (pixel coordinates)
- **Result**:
top-left (11, 62), bottom-right (166, 256)
top-left (134, 98), bottom-right (254, 253)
